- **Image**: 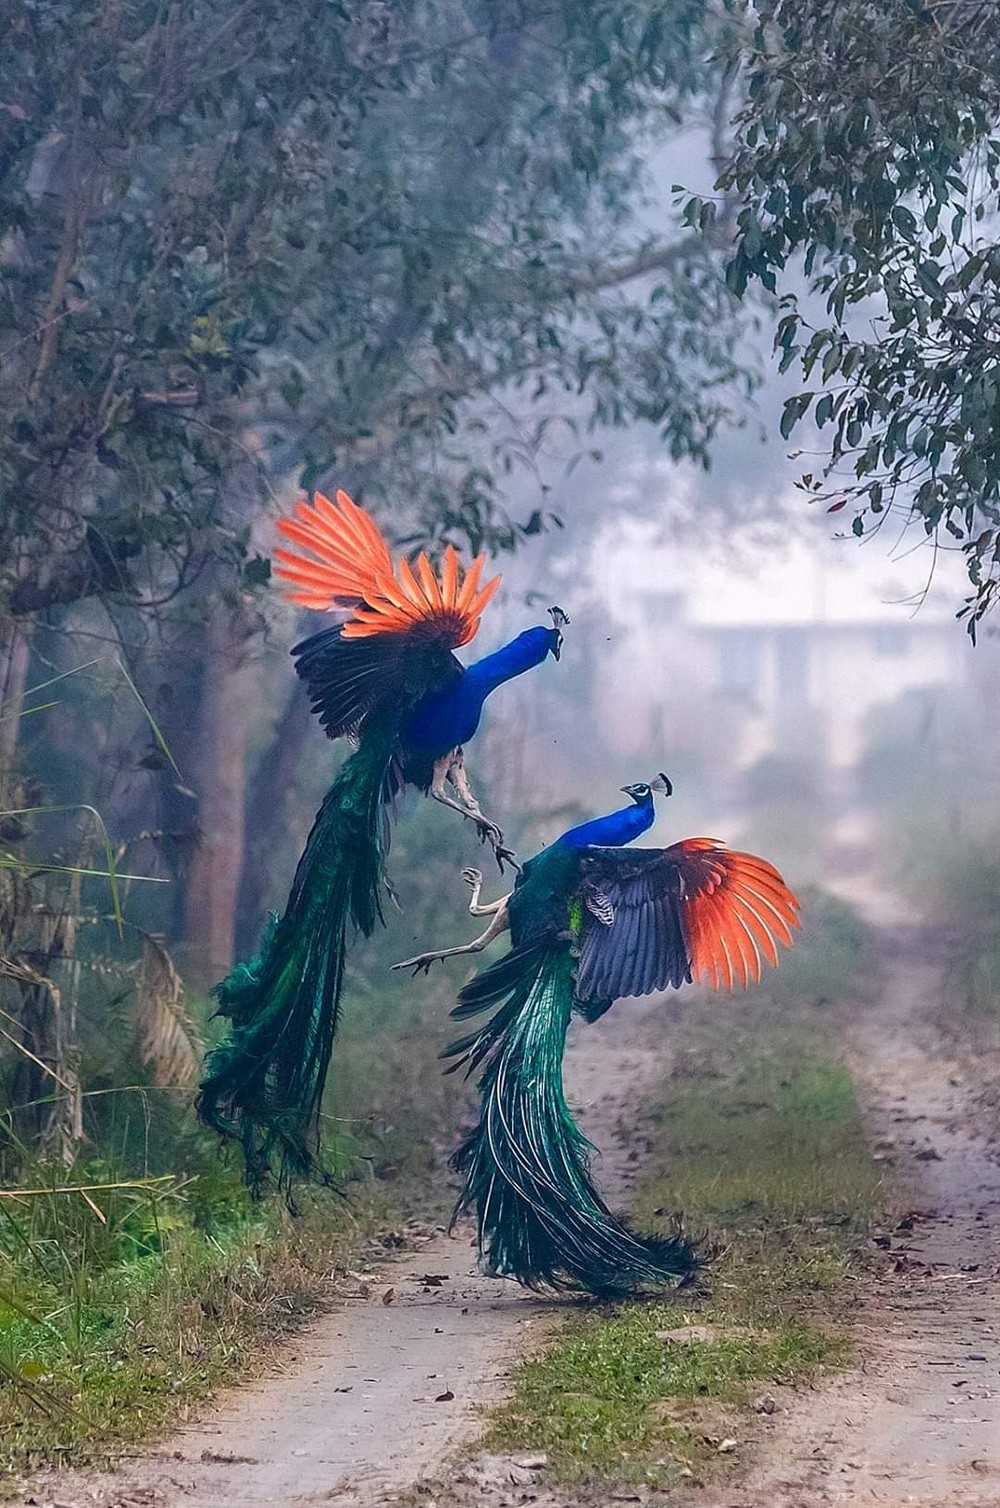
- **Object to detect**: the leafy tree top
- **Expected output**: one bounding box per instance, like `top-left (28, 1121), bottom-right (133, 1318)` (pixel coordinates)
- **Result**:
top-left (1, 0), bottom-right (751, 624)
top-left (692, 0), bottom-right (1000, 633)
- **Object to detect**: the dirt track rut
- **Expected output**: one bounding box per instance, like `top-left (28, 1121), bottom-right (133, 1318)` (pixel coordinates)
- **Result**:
top-left (731, 906), bottom-right (1000, 1508)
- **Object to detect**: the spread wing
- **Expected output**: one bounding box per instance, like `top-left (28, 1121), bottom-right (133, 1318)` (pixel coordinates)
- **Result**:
top-left (290, 625), bottom-right (462, 741)
top-left (273, 490), bottom-right (501, 739)
top-left (574, 840), bottom-right (800, 1003)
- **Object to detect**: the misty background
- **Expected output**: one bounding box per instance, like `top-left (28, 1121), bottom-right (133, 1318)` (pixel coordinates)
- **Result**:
top-left (3, 1), bottom-right (997, 1194)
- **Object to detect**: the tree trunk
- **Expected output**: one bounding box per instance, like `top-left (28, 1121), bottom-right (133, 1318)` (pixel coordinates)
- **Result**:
top-left (0, 618), bottom-right (32, 764)
top-left (235, 681), bottom-right (314, 957)
top-left (183, 600), bottom-right (259, 989)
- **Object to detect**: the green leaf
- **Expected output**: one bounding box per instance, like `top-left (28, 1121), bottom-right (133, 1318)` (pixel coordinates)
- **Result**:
top-left (780, 392), bottom-right (812, 440)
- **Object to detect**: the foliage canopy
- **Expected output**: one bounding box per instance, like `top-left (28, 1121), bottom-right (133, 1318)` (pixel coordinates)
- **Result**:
top-left (1, 0), bottom-right (750, 623)
top-left (699, 0), bottom-right (1000, 631)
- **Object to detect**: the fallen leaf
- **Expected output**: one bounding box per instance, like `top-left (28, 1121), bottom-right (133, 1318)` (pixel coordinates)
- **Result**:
top-left (435, 1388), bottom-right (455, 1402)
top-left (382, 1287), bottom-right (396, 1305)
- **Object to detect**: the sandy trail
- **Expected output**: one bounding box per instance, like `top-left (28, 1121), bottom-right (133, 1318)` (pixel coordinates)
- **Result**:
top-left (12, 996), bottom-right (669, 1508)
top-left (731, 902), bottom-right (1000, 1508)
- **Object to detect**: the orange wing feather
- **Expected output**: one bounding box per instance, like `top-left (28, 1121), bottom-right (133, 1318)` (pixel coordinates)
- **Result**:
top-left (273, 490), bottom-right (501, 649)
top-left (673, 839), bottom-right (800, 991)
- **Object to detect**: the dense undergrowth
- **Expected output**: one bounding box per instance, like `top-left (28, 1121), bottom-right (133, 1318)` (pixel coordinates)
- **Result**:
top-left (488, 889), bottom-right (887, 1491)
top-left (1, 1170), bottom-right (391, 1471)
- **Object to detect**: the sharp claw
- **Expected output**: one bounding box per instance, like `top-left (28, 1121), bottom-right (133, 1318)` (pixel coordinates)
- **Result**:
top-left (492, 843), bottom-right (519, 875)
top-left (392, 952), bottom-right (442, 974)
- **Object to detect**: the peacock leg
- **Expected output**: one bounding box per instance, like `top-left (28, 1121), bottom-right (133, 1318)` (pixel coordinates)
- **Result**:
top-left (429, 752), bottom-right (516, 871)
top-left (449, 750), bottom-right (518, 871)
top-left (391, 898), bottom-right (511, 975)
top-left (461, 866), bottom-right (506, 916)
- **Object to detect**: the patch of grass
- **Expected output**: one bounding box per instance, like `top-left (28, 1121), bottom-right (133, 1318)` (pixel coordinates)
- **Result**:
top-left (0, 960), bottom-right (461, 1475)
top-left (0, 1167), bottom-right (421, 1472)
top-left (488, 889), bottom-right (887, 1489)
top-left (493, 1310), bottom-right (843, 1489)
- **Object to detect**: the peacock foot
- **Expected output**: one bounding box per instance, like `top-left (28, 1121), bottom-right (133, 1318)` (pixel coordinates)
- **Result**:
top-left (390, 949), bottom-right (446, 975)
top-left (494, 844), bottom-right (520, 873)
top-left (476, 819), bottom-right (517, 873)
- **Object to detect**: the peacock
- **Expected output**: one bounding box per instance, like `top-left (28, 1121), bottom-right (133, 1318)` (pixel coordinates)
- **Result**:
top-left (197, 489), bottom-right (566, 1196)
top-left (395, 774), bottom-right (800, 1296)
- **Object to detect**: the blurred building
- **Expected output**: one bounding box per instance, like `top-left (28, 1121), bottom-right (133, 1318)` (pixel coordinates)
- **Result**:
top-left (588, 517), bottom-right (973, 784)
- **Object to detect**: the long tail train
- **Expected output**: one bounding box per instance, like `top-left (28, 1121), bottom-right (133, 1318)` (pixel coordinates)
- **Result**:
top-left (443, 943), bottom-right (697, 1295)
top-left (197, 741), bottom-right (395, 1196)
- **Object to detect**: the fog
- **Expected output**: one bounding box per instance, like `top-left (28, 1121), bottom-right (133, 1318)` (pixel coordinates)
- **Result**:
top-left (5, 7), bottom-right (999, 1192)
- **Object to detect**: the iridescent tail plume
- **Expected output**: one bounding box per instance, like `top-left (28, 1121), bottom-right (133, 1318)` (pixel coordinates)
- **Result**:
top-left (443, 944), bottom-right (697, 1296)
top-left (197, 740), bottom-right (394, 1197)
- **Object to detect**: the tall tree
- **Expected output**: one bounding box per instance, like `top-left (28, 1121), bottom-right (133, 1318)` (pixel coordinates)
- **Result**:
top-left (699, 0), bottom-right (1000, 632)
top-left (3, 0), bottom-right (759, 976)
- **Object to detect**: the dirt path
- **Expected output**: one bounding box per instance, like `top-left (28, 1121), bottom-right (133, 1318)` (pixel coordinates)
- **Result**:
top-left (13, 998), bottom-right (668, 1508)
top-left (732, 905), bottom-right (1000, 1508)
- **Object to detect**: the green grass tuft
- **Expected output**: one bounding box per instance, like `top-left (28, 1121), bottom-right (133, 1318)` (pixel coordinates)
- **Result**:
top-left (0, 1170), bottom-right (409, 1472)
top-left (492, 1309), bottom-right (844, 1487)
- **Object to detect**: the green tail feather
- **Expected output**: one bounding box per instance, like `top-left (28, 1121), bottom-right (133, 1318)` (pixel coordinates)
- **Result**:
top-left (197, 738), bottom-right (395, 1197)
top-left (444, 944), bottom-right (698, 1296)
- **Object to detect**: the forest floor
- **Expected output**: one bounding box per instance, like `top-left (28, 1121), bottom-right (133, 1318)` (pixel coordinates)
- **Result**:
top-left (7, 881), bottom-right (1000, 1508)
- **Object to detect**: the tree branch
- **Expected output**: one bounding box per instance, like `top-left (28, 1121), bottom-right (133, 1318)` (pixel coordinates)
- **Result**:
top-left (569, 234), bottom-right (713, 293)
top-left (27, 137), bottom-right (91, 403)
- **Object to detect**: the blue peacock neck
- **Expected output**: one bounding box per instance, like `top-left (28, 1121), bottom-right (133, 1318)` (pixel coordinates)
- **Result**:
top-left (461, 627), bottom-right (555, 700)
top-left (557, 793), bottom-right (656, 851)
top-left (403, 625), bottom-right (555, 753)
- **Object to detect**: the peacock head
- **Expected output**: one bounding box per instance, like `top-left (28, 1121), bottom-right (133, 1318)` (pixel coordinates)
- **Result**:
top-left (545, 604), bottom-right (570, 661)
top-left (620, 772), bottom-right (672, 804)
